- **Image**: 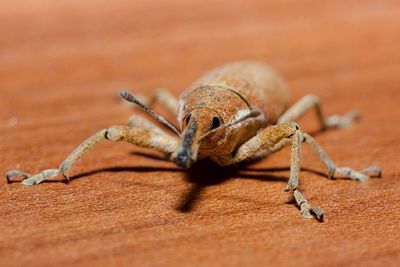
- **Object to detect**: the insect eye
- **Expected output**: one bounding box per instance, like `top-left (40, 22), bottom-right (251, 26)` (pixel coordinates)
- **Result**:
top-left (185, 114), bottom-right (191, 125)
top-left (211, 117), bottom-right (220, 129)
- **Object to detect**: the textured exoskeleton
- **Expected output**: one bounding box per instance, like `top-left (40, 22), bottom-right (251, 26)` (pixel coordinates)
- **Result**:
top-left (6, 61), bottom-right (382, 221)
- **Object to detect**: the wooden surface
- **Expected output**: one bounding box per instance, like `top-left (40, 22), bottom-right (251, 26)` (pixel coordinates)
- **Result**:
top-left (1, 1), bottom-right (400, 266)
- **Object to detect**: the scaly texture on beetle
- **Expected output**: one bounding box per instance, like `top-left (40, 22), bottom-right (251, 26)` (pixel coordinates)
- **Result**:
top-left (6, 61), bottom-right (382, 221)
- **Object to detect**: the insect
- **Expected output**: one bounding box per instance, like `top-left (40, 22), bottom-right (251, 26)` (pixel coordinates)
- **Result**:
top-left (6, 61), bottom-right (381, 221)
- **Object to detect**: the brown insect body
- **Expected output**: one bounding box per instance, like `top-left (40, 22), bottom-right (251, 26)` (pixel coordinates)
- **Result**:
top-left (175, 61), bottom-right (290, 166)
top-left (7, 60), bottom-right (381, 221)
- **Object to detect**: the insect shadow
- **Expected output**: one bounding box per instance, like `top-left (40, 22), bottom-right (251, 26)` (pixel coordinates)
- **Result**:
top-left (59, 151), bottom-right (290, 212)
top-left (67, 151), bottom-right (330, 213)
top-left (177, 159), bottom-right (291, 212)
top-left (132, 151), bottom-right (341, 212)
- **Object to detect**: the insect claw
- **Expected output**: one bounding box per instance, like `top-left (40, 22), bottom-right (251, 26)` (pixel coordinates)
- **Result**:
top-left (310, 207), bottom-right (324, 222)
top-left (5, 169), bottom-right (31, 183)
top-left (5, 171), bottom-right (13, 183)
top-left (361, 166), bottom-right (382, 178)
top-left (299, 202), bottom-right (324, 221)
top-left (60, 162), bottom-right (71, 181)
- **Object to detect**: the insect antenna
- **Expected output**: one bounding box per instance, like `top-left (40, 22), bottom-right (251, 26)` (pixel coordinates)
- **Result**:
top-left (120, 90), bottom-right (181, 137)
top-left (198, 109), bottom-right (262, 142)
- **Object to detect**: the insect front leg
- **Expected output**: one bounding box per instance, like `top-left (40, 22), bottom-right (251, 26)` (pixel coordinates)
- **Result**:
top-left (6, 122), bottom-right (178, 186)
top-left (230, 122), bottom-right (324, 220)
top-left (229, 122), bottom-right (381, 220)
top-left (127, 88), bottom-right (179, 117)
top-left (277, 94), bottom-right (359, 129)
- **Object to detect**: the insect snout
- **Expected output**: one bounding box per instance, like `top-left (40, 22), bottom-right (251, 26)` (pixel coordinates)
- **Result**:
top-left (172, 108), bottom-right (226, 169)
top-left (171, 112), bottom-right (199, 169)
top-left (172, 150), bottom-right (192, 169)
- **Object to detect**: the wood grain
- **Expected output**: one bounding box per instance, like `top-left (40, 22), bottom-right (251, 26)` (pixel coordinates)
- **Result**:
top-left (1, 0), bottom-right (400, 266)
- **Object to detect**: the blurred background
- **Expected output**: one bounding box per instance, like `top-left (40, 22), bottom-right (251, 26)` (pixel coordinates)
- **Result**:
top-left (1, 0), bottom-right (399, 125)
top-left (1, 1), bottom-right (400, 266)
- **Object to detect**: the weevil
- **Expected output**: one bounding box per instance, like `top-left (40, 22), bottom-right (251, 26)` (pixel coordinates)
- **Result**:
top-left (6, 61), bottom-right (381, 221)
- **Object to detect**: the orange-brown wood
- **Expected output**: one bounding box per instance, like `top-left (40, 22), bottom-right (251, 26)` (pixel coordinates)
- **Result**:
top-left (1, 0), bottom-right (400, 266)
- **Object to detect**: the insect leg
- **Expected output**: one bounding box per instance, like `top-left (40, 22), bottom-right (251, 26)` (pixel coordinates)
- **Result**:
top-left (302, 133), bottom-right (381, 181)
top-left (6, 169), bottom-right (60, 186)
top-left (231, 122), bottom-right (323, 220)
top-left (249, 138), bottom-right (291, 160)
top-left (128, 88), bottom-right (178, 117)
top-left (277, 94), bottom-right (359, 129)
top-left (6, 125), bottom-right (178, 186)
top-left (293, 188), bottom-right (324, 220)
top-left (231, 123), bottom-right (298, 163)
